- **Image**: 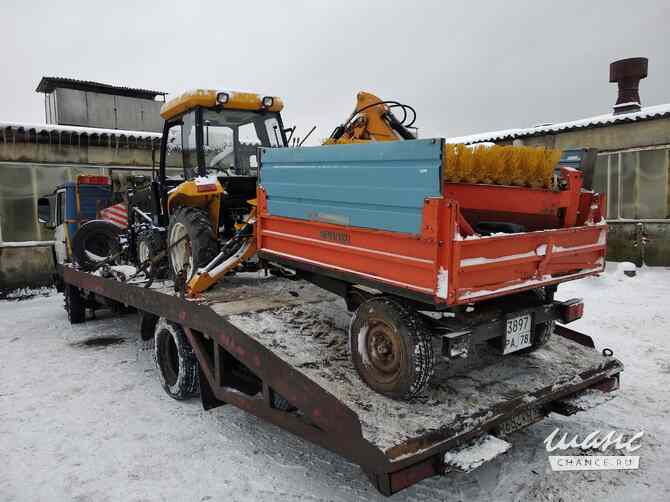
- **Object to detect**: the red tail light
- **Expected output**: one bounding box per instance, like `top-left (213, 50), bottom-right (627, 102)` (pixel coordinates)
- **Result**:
top-left (559, 298), bottom-right (584, 323)
top-left (77, 175), bottom-right (110, 185)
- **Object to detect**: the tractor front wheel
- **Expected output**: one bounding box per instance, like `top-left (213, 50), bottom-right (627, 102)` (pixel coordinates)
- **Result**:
top-left (137, 229), bottom-right (168, 279)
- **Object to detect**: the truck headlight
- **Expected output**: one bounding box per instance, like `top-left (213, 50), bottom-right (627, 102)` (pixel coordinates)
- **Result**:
top-left (216, 92), bottom-right (230, 104)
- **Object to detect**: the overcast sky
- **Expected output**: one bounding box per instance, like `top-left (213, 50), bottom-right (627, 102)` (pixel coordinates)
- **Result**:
top-left (1, 0), bottom-right (668, 142)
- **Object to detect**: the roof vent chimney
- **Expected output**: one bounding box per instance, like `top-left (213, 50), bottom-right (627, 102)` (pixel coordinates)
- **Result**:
top-left (609, 57), bottom-right (648, 115)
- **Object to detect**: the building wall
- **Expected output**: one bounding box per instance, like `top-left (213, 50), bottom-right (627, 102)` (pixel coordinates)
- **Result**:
top-left (0, 243), bottom-right (55, 291)
top-left (51, 88), bottom-right (163, 132)
top-left (511, 117), bottom-right (670, 151)
top-left (510, 118), bottom-right (670, 265)
top-left (0, 135), bottom-right (182, 243)
top-left (0, 135), bottom-right (157, 166)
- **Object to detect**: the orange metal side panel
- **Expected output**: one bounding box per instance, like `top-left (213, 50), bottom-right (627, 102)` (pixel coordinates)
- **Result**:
top-left (258, 187), bottom-right (607, 307)
top-left (451, 224), bottom-right (607, 303)
top-left (257, 189), bottom-right (455, 299)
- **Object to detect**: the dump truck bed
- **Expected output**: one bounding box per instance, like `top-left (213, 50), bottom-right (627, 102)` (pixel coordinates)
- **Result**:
top-left (63, 268), bottom-right (622, 496)
top-left (257, 139), bottom-right (607, 307)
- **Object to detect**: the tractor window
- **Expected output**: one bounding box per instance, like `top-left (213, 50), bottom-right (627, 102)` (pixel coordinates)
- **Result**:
top-left (200, 108), bottom-right (285, 176)
top-left (181, 112), bottom-right (198, 179)
top-left (265, 118), bottom-right (282, 147)
top-left (204, 122), bottom-right (236, 173)
top-left (164, 122), bottom-right (183, 176)
top-left (56, 190), bottom-right (65, 225)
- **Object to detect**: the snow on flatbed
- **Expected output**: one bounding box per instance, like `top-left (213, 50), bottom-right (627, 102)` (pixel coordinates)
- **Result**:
top-left (2, 264), bottom-right (670, 501)
top-left (227, 294), bottom-right (611, 453)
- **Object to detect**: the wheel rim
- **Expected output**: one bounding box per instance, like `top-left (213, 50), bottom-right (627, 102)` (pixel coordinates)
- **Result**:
top-left (169, 222), bottom-right (194, 278)
top-left (138, 240), bottom-right (150, 264)
top-left (365, 320), bottom-right (403, 384)
top-left (159, 331), bottom-right (180, 387)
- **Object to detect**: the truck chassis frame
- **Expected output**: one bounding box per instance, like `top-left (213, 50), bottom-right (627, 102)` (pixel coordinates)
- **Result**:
top-left (63, 267), bottom-right (623, 496)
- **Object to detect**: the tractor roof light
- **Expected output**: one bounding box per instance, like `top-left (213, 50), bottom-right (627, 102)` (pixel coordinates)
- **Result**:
top-left (262, 96), bottom-right (274, 108)
top-left (216, 92), bottom-right (230, 104)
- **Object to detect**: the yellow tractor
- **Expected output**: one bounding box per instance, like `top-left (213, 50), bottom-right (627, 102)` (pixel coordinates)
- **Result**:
top-left (152, 89), bottom-right (288, 294)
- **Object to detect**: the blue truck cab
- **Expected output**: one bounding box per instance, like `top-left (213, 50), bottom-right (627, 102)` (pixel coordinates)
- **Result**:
top-left (38, 175), bottom-right (112, 266)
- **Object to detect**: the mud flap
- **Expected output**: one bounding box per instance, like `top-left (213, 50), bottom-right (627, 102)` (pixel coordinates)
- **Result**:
top-left (443, 435), bottom-right (512, 473)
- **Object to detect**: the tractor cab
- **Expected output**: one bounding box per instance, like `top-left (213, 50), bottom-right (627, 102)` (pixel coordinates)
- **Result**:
top-left (153, 89), bottom-right (288, 281)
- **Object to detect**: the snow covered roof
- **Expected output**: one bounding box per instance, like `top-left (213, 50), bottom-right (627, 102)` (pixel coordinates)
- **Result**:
top-left (1, 121), bottom-right (161, 141)
top-left (36, 77), bottom-right (167, 100)
top-left (446, 103), bottom-right (670, 145)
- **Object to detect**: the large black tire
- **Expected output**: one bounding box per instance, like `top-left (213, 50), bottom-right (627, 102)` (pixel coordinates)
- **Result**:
top-left (167, 207), bottom-right (218, 281)
top-left (349, 297), bottom-right (434, 400)
top-left (136, 229), bottom-right (168, 279)
top-left (71, 220), bottom-right (122, 270)
top-left (64, 284), bottom-right (86, 324)
top-left (154, 319), bottom-right (199, 400)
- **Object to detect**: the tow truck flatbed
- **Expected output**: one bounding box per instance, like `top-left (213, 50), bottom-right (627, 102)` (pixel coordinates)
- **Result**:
top-left (63, 267), bottom-right (623, 496)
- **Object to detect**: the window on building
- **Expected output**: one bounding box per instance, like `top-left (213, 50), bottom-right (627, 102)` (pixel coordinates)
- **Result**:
top-left (595, 146), bottom-right (670, 220)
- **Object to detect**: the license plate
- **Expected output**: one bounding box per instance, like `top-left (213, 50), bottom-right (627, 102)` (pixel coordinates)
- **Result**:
top-left (504, 314), bottom-right (532, 354)
top-left (495, 405), bottom-right (544, 436)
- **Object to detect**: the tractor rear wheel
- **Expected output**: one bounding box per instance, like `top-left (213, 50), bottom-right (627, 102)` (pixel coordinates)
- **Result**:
top-left (167, 207), bottom-right (218, 281)
top-left (349, 297), bottom-right (434, 400)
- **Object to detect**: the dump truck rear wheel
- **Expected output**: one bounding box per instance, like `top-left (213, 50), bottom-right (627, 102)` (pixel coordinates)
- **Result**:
top-left (167, 207), bottom-right (218, 281)
top-left (349, 297), bottom-right (434, 400)
top-left (154, 319), bottom-right (199, 400)
top-left (64, 284), bottom-right (86, 324)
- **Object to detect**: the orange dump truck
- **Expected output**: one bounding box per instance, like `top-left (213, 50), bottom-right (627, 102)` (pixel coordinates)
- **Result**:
top-left (256, 138), bottom-right (607, 399)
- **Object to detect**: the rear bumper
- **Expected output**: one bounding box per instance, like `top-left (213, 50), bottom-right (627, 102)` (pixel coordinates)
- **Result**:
top-left (437, 299), bottom-right (575, 358)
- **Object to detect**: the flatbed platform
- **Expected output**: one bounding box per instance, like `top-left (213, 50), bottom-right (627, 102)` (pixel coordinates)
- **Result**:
top-left (63, 267), bottom-right (623, 496)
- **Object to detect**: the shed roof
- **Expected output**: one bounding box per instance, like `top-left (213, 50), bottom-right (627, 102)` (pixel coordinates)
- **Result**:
top-left (35, 77), bottom-right (167, 100)
top-left (1, 121), bottom-right (161, 141)
top-left (446, 103), bottom-right (670, 145)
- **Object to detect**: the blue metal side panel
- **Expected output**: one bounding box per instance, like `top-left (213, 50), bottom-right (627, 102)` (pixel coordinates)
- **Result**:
top-left (64, 183), bottom-right (79, 240)
top-left (78, 185), bottom-right (111, 220)
top-left (260, 139), bottom-right (444, 234)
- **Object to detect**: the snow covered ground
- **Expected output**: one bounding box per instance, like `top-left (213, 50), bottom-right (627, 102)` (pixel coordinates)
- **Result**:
top-left (1, 263), bottom-right (669, 501)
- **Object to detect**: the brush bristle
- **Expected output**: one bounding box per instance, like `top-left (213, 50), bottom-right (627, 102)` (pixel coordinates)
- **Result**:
top-left (444, 144), bottom-right (560, 188)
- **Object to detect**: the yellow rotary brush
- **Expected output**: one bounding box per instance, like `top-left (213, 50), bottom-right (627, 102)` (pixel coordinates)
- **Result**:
top-left (444, 144), bottom-right (561, 188)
